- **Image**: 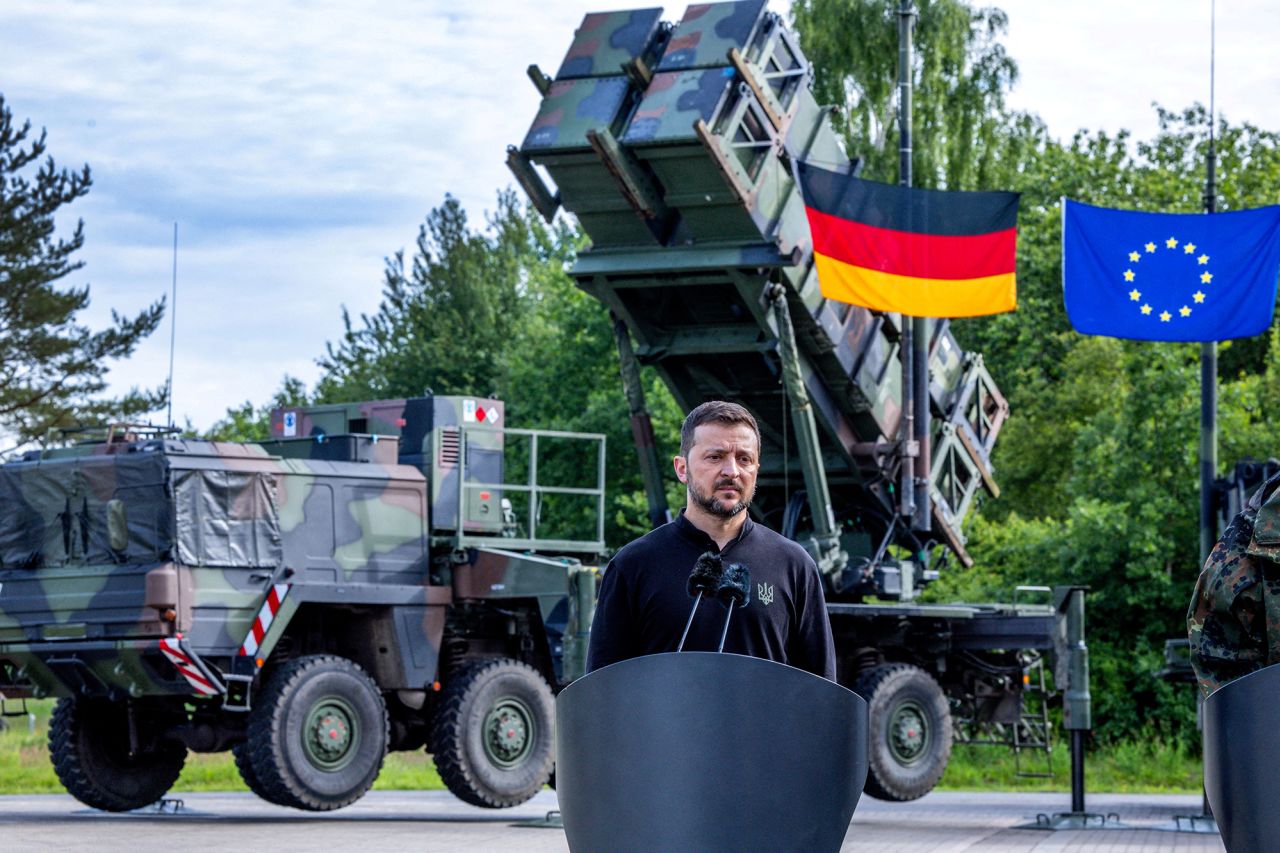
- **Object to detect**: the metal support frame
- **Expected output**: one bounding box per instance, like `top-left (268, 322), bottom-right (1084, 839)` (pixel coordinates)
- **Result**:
top-left (612, 315), bottom-right (671, 529)
top-left (1017, 586), bottom-right (1125, 831)
top-left (505, 145), bottom-right (560, 224)
top-left (454, 425), bottom-right (606, 554)
top-left (588, 127), bottom-right (671, 227)
top-left (763, 282), bottom-right (847, 577)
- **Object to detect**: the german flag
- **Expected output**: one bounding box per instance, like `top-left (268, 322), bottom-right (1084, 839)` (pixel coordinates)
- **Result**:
top-left (797, 161), bottom-right (1020, 318)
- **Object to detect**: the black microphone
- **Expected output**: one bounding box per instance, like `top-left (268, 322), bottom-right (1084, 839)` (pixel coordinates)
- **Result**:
top-left (677, 552), bottom-right (724, 652)
top-left (715, 562), bottom-right (751, 653)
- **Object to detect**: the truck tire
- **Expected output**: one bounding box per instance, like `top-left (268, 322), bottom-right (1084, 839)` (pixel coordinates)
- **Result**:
top-left (430, 657), bottom-right (554, 808)
top-left (48, 697), bottom-right (186, 812)
top-left (853, 663), bottom-right (952, 801)
top-left (232, 742), bottom-right (291, 806)
top-left (244, 655), bottom-right (389, 811)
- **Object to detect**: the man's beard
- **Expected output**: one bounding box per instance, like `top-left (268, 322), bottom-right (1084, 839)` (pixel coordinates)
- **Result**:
top-left (689, 478), bottom-right (752, 518)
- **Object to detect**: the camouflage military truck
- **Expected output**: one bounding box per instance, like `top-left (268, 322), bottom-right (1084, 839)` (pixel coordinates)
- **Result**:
top-left (0, 395), bottom-right (603, 811)
top-left (511, 2), bottom-right (1087, 801)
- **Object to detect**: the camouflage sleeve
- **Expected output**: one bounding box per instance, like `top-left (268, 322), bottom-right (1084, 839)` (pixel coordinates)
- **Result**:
top-left (1188, 512), bottom-right (1267, 697)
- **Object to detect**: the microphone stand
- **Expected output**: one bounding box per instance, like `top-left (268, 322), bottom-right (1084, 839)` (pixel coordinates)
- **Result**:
top-left (714, 563), bottom-right (751, 653)
top-left (678, 552), bottom-right (724, 653)
top-left (677, 590), bottom-right (707, 653)
top-left (716, 600), bottom-right (737, 653)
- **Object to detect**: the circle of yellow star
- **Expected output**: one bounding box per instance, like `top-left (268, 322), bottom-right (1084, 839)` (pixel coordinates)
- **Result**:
top-left (1145, 242), bottom-right (1157, 253)
top-left (1184, 242), bottom-right (1197, 254)
top-left (1129, 251), bottom-right (1141, 262)
top-left (1166, 237), bottom-right (1179, 249)
top-left (1198, 254), bottom-right (1209, 265)
top-left (1141, 304), bottom-right (1152, 315)
top-left (1129, 289), bottom-right (1141, 301)
top-left (1193, 291), bottom-right (1206, 303)
top-left (1180, 305), bottom-right (1192, 317)
top-left (1201, 271), bottom-right (1213, 284)
top-left (1123, 269), bottom-right (1136, 282)
top-left (1159, 311), bottom-right (1172, 322)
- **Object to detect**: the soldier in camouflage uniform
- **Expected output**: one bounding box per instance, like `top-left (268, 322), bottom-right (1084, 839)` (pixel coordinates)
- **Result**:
top-left (1188, 471), bottom-right (1280, 695)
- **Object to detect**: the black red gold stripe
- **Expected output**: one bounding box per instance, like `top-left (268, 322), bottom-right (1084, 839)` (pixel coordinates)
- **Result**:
top-left (797, 161), bottom-right (1020, 317)
top-left (798, 161), bottom-right (1018, 235)
top-left (813, 255), bottom-right (1017, 318)
top-left (805, 207), bottom-right (1015, 280)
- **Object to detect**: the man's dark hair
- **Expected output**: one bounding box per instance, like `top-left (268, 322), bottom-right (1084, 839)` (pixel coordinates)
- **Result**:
top-left (679, 401), bottom-right (760, 457)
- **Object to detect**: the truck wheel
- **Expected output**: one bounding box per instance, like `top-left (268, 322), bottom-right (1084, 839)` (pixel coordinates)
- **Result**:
top-left (232, 742), bottom-right (290, 806)
top-left (853, 663), bottom-right (952, 801)
top-left (48, 697), bottom-right (186, 812)
top-left (430, 657), bottom-right (554, 808)
top-left (244, 655), bottom-right (389, 811)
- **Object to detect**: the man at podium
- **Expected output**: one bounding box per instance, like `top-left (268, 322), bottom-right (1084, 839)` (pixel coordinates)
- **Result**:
top-left (587, 401), bottom-right (836, 679)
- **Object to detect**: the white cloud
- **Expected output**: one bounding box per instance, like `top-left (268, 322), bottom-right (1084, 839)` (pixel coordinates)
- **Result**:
top-left (2, 0), bottom-right (1276, 431)
top-left (999, 0), bottom-right (1277, 143)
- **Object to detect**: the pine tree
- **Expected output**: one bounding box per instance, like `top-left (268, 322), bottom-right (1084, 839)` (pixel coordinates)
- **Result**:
top-left (0, 95), bottom-right (165, 450)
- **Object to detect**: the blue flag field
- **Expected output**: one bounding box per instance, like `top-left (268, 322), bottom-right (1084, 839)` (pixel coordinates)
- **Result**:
top-left (1062, 199), bottom-right (1280, 342)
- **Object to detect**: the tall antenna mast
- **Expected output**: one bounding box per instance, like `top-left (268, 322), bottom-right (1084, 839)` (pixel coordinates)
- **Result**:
top-left (166, 222), bottom-right (178, 429)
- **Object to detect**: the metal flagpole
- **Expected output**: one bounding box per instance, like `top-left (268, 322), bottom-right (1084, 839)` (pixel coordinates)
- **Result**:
top-left (1199, 0), bottom-right (1218, 568)
top-left (896, 0), bottom-right (928, 529)
top-left (1147, 0), bottom-right (1228, 835)
top-left (895, 0), bottom-right (931, 535)
top-left (1197, 0), bottom-right (1219, 827)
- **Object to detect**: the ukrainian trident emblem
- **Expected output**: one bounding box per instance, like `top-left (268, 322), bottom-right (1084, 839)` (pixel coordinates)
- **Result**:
top-left (757, 582), bottom-right (774, 606)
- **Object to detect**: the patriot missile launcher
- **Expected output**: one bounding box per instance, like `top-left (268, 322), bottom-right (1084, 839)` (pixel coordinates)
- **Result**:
top-left (513, 1), bottom-right (1086, 801)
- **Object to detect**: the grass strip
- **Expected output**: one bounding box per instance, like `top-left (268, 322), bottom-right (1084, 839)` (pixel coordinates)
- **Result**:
top-left (1, 699), bottom-right (1200, 795)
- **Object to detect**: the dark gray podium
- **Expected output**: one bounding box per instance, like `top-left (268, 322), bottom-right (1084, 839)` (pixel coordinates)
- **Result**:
top-left (556, 652), bottom-right (868, 853)
top-left (1203, 663), bottom-right (1280, 853)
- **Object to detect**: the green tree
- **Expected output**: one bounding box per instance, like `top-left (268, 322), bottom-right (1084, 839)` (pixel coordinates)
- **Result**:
top-left (0, 95), bottom-right (165, 451)
top-left (793, 0), bottom-right (1280, 743)
top-left (960, 106), bottom-right (1280, 521)
top-left (309, 191), bottom-right (680, 547)
top-left (205, 375), bottom-right (309, 442)
top-left (931, 104), bottom-right (1280, 743)
top-left (496, 216), bottom-right (683, 544)
top-left (317, 192), bottom-right (534, 402)
top-left (791, 0), bottom-right (1037, 189)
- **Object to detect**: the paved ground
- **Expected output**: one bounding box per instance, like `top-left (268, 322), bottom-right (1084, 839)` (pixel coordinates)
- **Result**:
top-left (0, 790), bottom-right (1225, 852)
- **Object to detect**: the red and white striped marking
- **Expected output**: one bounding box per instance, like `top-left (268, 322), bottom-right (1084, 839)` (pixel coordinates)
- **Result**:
top-left (239, 583), bottom-right (291, 659)
top-left (158, 637), bottom-right (220, 696)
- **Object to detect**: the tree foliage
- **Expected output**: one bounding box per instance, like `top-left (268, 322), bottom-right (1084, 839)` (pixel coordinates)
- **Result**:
top-left (791, 0), bottom-right (1035, 189)
top-left (317, 192), bottom-right (535, 401)
top-left (205, 375), bottom-right (309, 442)
top-left (0, 95), bottom-right (165, 451)
top-left (793, 0), bottom-right (1280, 743)
top-left (309, 192), bottom-right (681, 547)
top-left (933, 105), bottom-right (1280, 742)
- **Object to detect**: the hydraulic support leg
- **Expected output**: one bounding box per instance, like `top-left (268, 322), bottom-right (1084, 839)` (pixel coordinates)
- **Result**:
top-left (613, 316), bottom-right (670, 530)
top-left (764, 283), bottom-right (847, 578)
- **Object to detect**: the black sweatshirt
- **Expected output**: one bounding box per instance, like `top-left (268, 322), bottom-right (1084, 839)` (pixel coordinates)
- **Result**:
top-left (587, 512), bottom-right (837, 680)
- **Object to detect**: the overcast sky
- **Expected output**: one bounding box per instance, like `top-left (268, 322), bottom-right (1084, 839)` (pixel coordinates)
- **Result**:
top-left (1, 0), bottom-right (1274, 432)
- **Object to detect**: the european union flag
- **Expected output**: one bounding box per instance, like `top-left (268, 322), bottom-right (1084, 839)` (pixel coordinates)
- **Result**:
top-left (1063, 199), bottom-right (1280, 342)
